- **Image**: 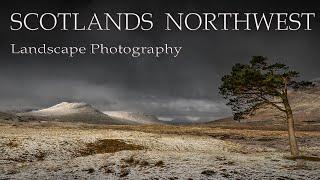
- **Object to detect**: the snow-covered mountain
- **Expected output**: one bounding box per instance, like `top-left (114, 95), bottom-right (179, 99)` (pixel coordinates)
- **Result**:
top-left (17, 102), bottom-right (164, 125)
top-left (18, 102), bottom-right (128, 124)
top-left (103, 111), bottom-right (163, 125)
top-left (21, 102), bottom-right (100, 116)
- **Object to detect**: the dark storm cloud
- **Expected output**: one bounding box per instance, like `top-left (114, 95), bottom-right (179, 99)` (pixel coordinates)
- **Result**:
top-left (1, 0), bottom-right (320, 121)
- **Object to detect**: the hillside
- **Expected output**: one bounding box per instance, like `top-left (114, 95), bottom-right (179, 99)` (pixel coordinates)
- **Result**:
top-left (208, 82), bottom-right (320, 131)
top-left (103, 111), bottom-right (163, 125)
top-left (0, 112), bottom-right (18, 121)
top-left (247, 82), bottom-right (320, 126)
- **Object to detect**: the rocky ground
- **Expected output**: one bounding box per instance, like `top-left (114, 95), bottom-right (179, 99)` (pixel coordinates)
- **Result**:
top-left (0, 122), bottom-right (319, 179)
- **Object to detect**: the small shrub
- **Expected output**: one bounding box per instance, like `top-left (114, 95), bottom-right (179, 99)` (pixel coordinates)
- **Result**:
top-left (155, 160), bottom-right (164, 167)
top-left (201, 170), bottom-right (216, 176)
top-left (139, 160), bottom-right (150, 166)
top-left (119, 169), bottom-right (130, 177)
top-left (35, 151), bottom-right (46, 161)
top-left (6, 139), bottom-right (19, 148)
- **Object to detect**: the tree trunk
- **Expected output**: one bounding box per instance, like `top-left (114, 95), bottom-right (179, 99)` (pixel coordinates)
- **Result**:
top-left (283, 98), bottom-right (300, 157)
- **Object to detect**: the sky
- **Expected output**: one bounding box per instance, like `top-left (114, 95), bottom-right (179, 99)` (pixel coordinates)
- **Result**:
top-left (1, 0), bottom-right (320, 122)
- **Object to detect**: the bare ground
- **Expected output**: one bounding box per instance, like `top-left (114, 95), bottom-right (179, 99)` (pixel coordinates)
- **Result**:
top-left (0, 121), bottom-right (319, 179)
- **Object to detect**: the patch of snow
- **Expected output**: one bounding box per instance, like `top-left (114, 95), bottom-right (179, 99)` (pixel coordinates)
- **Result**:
top-left (0, 125), bottom-right (319, 179)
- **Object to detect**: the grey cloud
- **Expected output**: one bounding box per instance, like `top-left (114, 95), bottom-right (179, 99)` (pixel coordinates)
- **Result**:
top-left (0, 0), bottom-right (320, 121)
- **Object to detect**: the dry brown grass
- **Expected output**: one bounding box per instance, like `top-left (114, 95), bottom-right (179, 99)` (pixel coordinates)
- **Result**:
top-left (2, 121), bottom-right (320, 157)
top-left (102, 124), bottom-right (320, 140)
top-left (78, 139), bottom-right (145, 156)
top-left (6, 139), bottom-right (20, 148)
top-left (285, 155), bottom-right (320, 162)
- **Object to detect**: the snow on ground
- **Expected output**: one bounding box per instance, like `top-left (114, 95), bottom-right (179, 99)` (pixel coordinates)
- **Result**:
top-left (0, 124), bottom-right (319, 179)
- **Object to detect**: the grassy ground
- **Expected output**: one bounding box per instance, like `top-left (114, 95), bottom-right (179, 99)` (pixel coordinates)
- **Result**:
top-left (0, 121), bottom-right (319, 179)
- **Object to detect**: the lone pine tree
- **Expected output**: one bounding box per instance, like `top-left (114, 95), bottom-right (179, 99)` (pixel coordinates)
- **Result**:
top-left (219, 56), bottom-right (313, 157)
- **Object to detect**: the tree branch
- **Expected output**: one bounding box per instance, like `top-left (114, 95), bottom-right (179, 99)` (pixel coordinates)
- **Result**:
top-left (259, 96), bottom-right (286, 112)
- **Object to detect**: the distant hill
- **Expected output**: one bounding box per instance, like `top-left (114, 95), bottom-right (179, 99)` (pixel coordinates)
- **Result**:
top-left (247, 81), bottom-right (320, 125)
top-left (0, 112), bottom-right (17, 121)
top-left (16, 102), bottom-right (164, 125)
top-left (208, 81), bottom-right (320, 131)
top-left (17, 102), bottom-right (129, 125)
top-left (103, 111), bottom-right (164, 125)
top-left (167, 118), bottom-right (193, 125)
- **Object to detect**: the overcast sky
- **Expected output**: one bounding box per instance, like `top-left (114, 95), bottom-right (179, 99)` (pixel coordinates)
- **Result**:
top-left (1, 0), bottom-right (320, 121)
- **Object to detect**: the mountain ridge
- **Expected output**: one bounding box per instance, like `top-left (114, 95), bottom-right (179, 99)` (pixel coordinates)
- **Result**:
top-left (17, 102), bottom-right (127, 124)
top-left (17, 102), bottom-right (164, 125)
